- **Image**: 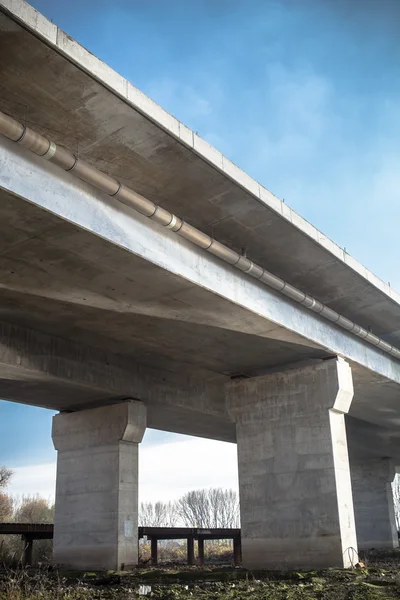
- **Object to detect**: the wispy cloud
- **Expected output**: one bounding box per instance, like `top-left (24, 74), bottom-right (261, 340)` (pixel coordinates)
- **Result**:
top-left (146, 77), bottom-right (223, 122)
top-left (140, 435), bottom-right (238, 503)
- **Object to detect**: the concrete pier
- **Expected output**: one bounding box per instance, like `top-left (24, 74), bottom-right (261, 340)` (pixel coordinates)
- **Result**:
top-left (52, 401), bottom-right (146, 570)
top-left (227, 358), bottom-right (357, 570)
top-left (351, 458), bottom-right (399, 550)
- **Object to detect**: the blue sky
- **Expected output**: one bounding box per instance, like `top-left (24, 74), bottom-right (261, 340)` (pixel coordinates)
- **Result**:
top-left (1, 0), bottom-right (400, 499)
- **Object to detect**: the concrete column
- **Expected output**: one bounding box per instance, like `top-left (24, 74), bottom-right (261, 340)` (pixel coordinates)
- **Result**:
top-left (227, 357), bottom-right (357, 570)
top-left (52, 400), bottom-right (146, 571)
top-left (350, 458), bottom-right (398, 550)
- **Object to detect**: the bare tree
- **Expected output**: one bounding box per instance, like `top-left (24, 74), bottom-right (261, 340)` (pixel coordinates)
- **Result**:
top-left (177, 490), bottom-right (209, 527)
top-left (139, 501), bottom-right (178, 527)
top-left (0, 467), bottom-right (13, 522)
top-left (0, 493), bottom-right (13, 521)
top-left (0, 495), bottom-right (54, 565)
top-left (13, 495), bottom-right (54, 524)
top-left (0, 467), bottom-right (12, 489)
top-left (177, 488), bottom-right (240, 528)
top-left (208, 488), bottom-right (240, 528)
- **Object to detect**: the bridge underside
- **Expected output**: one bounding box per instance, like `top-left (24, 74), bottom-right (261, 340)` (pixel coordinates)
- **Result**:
top-left (0, 188), bottom-right (329, 385)
top-left (0, 179), bottom-right (399, 439)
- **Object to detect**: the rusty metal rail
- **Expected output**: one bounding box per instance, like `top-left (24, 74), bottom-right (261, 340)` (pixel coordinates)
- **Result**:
top-left (0, 523), bottom-right (53, 537)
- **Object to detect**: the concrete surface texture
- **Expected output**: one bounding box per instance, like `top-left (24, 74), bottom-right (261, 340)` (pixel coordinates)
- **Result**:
top-left (0, 0), bottom-right (400, 571)
top-left (52, 401), bottom-right (146, 570)
top-left (227, 358), bottom-right (357, 570)
top-left (350, 458), bottom-right (399, 551)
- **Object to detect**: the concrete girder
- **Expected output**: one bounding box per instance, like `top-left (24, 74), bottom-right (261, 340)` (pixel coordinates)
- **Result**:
top-left (1, 138), bottom-right (400, 391)
top-left (346, 416), bottom-right (400, 463)
top-left (0, 321), bottom-right (235, 442)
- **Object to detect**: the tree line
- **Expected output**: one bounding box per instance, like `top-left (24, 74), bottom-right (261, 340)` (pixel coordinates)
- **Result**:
top-left (0, 466), bottom-right (54, 524)
top-left (139, 488), bottom-right (240, 528)
top-left (0, 466), bottom-right (54, 565)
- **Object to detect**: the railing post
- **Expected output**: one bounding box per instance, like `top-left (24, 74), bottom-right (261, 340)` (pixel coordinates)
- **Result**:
top-left (233, 535), bottom-right (242, 565)
top-left (151, 537), bottom-right (158, 566)
top-left (22, 536), bottom-right (33, 567)
top-left (187, 536), bottom-right (195, 565)
top-left (198, 537), bottom-right (205, 566)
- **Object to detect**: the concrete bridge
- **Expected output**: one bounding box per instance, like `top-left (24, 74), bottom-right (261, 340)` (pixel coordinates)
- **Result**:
top-left (1, 0), bottom-right (400, 572)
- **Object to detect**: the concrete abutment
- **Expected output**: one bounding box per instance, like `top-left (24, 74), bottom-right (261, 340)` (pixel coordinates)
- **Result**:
top-left (52, 400), bottom-right (146, 571)
top-left (227, 358), bottom-right (358, 570)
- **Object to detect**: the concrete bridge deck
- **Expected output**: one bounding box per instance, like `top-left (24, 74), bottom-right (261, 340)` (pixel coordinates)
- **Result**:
top-left (1, 0), bottom-right (400, 574)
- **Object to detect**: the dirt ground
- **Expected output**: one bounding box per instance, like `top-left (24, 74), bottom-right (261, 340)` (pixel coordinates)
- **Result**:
top-left (1, 550), bottom-right (400, 599)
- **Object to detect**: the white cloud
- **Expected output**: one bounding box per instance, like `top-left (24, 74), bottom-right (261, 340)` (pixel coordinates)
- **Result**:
top-left (139, 436), bottom-right (238, 503)
top-left (7, 436), bottom-right (238, 505)
top-left (146, 78), bottom-right (215, 120)
top-left (8, 462), bottom-right (57, 503)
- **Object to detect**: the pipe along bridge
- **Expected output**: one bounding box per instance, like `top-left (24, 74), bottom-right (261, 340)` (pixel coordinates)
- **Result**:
top-left (0, 524), bottom-right (242, 568)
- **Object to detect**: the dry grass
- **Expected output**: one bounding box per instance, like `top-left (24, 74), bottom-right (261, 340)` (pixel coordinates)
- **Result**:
top-left (1, 562), bottom-right (400, 600)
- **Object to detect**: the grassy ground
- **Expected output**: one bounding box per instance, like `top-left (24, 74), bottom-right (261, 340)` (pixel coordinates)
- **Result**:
top-left (1, 551), bottom-right (400, 599)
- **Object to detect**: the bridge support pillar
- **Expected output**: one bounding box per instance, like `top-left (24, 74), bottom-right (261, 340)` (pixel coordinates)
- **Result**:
top-left (187, 536), bottom-right (195, 565)
top-left (151, 537), bottom-right (158, 565)
top-left (350, 458), bottom-right (398, 550)
top-left (233, 535), bottom-right (242, 565)
top-left (197, 537), bottom-right (205, 566)
top-left (227, 358), bottom-right (358, 570)
top-left (52, 400), bottom-right (146, 571)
